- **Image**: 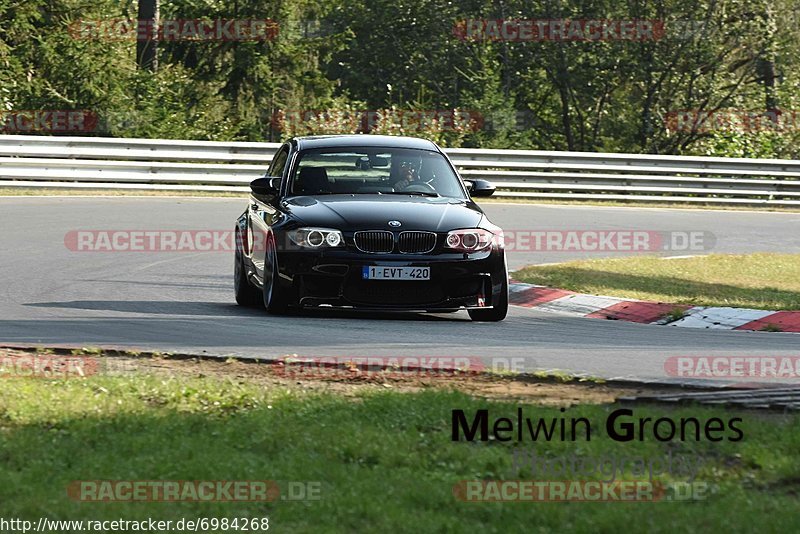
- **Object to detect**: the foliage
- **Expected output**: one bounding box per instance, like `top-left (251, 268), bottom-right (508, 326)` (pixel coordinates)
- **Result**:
top-left (1, 0), bottom-right (799, 155)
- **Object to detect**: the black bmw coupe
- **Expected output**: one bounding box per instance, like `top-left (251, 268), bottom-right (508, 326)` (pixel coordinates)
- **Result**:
top-left (234, 134), bottom-right (508, 321)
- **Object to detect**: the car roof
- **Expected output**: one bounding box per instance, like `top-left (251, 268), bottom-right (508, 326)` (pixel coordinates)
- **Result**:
top-left (292, 134), bottom-right (439, 152)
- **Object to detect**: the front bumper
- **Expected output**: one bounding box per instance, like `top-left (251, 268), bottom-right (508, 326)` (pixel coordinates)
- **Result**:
top-left (277, 247), bottom-right (506, 311)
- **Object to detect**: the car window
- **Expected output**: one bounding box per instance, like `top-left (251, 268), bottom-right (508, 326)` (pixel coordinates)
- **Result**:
top-left (268, 146), bottom-right (289, 178)
top-left (289, 148), bottom-right (467, 199)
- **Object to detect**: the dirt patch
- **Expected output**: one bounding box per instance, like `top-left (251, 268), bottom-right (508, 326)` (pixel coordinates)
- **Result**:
top-left (0, 347), bottom-right (691, 406)
top-left (139, 356), bottom-right (656, 405)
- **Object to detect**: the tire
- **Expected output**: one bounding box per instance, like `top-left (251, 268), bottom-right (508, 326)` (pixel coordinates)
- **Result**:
top-left (262, 237), bottom-right (290, 314)
top-left (468, 271), bottom-right (509, 322)
top-left (234, 242), bottom-right (262, 307)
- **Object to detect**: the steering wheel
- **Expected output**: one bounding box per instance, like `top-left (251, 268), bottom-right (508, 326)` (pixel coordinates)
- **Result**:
top-left (402, 181), bottom-right (437, 194)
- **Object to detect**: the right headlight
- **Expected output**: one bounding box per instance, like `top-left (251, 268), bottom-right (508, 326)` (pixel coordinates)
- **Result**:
top-left (287, 228), bottom-right (344, 249)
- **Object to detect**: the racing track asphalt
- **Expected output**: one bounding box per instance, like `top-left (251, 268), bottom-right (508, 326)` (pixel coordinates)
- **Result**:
top-left (1, 197), bottom-right (798, 385)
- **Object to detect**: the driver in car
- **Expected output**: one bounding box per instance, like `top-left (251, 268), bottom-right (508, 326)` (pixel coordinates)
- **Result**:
top-left (392, 160), bottom-right (422, 190)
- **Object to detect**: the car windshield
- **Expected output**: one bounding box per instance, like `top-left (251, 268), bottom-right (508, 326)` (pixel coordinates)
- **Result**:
top-left (289, 147), bottom-right (467, 199)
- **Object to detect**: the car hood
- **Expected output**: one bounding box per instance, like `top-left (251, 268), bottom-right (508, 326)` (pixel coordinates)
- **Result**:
top-left (281, 195), bottom-right (484, 232)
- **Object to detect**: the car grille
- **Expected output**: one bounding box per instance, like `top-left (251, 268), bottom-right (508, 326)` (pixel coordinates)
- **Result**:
top-left (354, 230), bottom-right (437, 254)
top-left (398, 231), bottom-right (437, 254)
top-left (354, 231), bottom-right (394, 253)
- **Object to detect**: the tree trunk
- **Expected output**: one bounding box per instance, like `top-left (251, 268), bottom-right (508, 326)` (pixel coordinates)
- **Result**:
top-left (136, 0), bottom-right (158, 71)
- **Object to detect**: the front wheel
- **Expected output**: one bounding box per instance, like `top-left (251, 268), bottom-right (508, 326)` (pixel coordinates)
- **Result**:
top-left (468, 272), bottom-right (508, 322)
top-left (234, 243), bottom-right (262, 307)
top-left (262, 237), bottom-right (291, 314)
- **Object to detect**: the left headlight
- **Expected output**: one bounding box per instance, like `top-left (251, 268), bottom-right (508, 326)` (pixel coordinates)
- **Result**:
top-left (287, 228), bottom-right (345, 249)
top-left (444, 228), bottom-right (498, 252)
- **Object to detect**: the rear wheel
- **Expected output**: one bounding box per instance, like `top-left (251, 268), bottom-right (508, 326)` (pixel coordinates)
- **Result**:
top-left (468, 271), bottom-right (508, 322)
top-left (263, 237), bottom-right (291, 314)
top-left (234, 243), bottom-right (262, 307)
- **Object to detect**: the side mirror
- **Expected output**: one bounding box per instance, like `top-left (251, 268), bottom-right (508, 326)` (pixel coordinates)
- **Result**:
top-left (468, 179), bottom-right (495, 197)
top-left (250, 176), bottom-right (281, 196)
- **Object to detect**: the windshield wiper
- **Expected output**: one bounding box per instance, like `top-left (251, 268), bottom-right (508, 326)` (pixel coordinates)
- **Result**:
top-left (382, 191), bottom-right (439, 197)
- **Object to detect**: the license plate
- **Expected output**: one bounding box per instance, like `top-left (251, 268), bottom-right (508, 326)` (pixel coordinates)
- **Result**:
top-left (362, 266), bottom-right (430, 280)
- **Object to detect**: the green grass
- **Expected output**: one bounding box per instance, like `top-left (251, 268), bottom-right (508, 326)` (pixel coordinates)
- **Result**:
top-left (514, 253), bottom-right (800, 311)
top-left (1, 373), bottom-right (799, 532)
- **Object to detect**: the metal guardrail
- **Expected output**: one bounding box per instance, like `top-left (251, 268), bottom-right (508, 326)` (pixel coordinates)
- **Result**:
top-left (1, 134), bottom-right (799, 206)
